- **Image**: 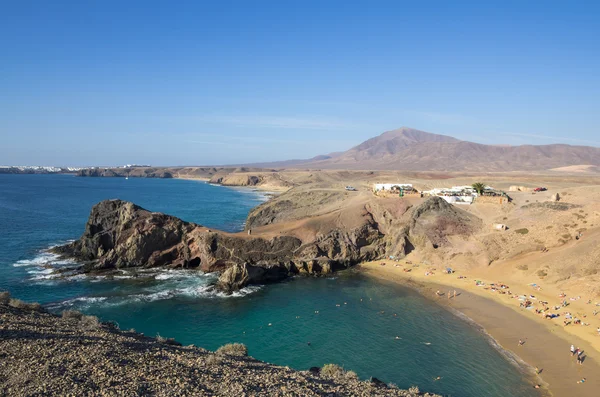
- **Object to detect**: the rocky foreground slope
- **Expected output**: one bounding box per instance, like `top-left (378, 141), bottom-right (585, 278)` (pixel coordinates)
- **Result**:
top-left (0, 297), bottom-right (437, 397)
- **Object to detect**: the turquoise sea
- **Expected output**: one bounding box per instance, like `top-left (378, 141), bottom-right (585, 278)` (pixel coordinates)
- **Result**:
top-left (0, 174), bottom-right (541, 397)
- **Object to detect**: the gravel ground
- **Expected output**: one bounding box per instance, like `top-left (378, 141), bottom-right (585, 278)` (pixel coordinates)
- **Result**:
top-left (0, 300), bottom-right (438, 396)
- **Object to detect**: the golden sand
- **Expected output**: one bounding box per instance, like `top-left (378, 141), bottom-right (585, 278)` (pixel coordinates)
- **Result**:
top-left (360, 261), bottom-right (600, 397)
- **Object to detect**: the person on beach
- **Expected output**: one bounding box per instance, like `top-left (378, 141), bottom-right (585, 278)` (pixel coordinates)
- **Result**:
top-left (577, 377), bottom-right (586, 384)
top-left (518, 339), bottom-right (525, 346)
top-left (453, 290), bottom-right (457, 298)
top-left (570, 344), bottom-right (575, 356)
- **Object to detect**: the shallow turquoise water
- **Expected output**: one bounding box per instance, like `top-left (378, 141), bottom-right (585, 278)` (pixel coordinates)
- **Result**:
top-left (0, 174), bottom-right (540, 396)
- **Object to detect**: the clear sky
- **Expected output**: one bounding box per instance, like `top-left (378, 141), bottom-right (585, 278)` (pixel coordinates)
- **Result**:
top-left (1, 0), bottom-right (599, 166)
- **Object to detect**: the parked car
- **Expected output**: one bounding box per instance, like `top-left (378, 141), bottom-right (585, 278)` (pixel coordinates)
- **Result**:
top-left (533, 187), bottom-right (547, 192)
top-left (345, 186), bottom-right (357, 191)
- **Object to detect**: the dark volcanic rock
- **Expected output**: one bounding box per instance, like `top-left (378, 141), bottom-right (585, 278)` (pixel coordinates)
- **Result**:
top-left (54, 197), bottom-right (481, 292)
top-left (54, 200), bottom-right (386, 293)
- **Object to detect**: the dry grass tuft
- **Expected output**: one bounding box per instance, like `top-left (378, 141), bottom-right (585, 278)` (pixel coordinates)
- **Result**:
top-left (216, 343), bottom-right (248, 357)
top-left (0, 291), bottom-right (10, 305)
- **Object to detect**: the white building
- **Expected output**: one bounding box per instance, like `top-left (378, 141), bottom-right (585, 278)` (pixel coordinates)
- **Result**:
top-left (373, 183), bottom-right (413, 192)
top-left (421, 185), bottom-right (495, 205)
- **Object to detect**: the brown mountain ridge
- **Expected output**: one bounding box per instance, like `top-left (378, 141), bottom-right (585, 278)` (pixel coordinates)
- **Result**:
top-left (257, 127), bottom-right (600, 172)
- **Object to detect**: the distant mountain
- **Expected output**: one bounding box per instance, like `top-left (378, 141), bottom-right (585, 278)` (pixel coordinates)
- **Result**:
top-left (266, 127), bottom-right (600, 172)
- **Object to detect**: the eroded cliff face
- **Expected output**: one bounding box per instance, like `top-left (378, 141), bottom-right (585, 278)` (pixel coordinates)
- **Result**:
top-left (54, 200), bottom-right (386, 292)
top-left (54, 196), bottom-right (481, 293)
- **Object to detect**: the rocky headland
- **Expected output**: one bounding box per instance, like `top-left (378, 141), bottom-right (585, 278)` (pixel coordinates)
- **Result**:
top-left (52, 192), bottom-right (481, 293)
top-left (0, 295), bottom-right (438, 396)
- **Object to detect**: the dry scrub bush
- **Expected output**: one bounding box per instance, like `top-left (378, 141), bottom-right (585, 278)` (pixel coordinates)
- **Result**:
top-left (156, 334), bottom-right (167, 343)
top-left (205, 354), bottom-right (223, 366)
top-left (156, 334), bottom-right (182, 346)
top-left (61, 310), bottom-right (100, 329)
top-left (344, 370), bottom-right (359, 381)
top-left (0, 291), bottom-right (10, 305)
top-left (80, 315), bottom-right (101, 330)
top-left (9, 298), bottom-right (42, 311)
top-left (408, 385), bottom-right (420, 394)
top-left (321, 364), bottom-right (345, 380)
top-left (216, 343), bottom-right (248, 356)
top-left (62, 310), bottom-right (83, 321)
top-left (515, 228), bottom-right (529, 235)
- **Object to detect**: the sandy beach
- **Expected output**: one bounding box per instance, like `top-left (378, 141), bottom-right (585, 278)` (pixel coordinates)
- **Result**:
top-left (359, 261), bottom-right (600, 397)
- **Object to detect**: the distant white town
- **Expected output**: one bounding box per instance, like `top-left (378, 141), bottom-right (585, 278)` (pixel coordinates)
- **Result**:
top-left (0, 164), bottom-right (151, 173)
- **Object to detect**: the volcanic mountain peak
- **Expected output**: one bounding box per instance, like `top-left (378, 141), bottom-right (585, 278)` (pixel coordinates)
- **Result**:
top-left (351, 127), bottom-right (460, 154)
top-left (379, 126), bottom-right (460, 143)
top-left (243, 126), bottom-right (600, 171)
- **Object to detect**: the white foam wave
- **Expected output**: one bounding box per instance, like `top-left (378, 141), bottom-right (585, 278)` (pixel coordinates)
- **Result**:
top-left (46, 296), bottom-right (108, 310)
top-left (27, 268), bottom-right (54, 275)
top-left (13, 252), bottom-right (57, 267)
top-left (48, 280), bottom-right (262, 311)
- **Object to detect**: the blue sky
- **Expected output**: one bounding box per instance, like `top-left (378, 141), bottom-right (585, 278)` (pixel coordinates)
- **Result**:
top-left (1, 0), bottom-right (599, 166)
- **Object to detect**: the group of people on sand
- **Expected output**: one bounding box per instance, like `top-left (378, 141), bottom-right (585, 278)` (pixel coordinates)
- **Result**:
top-left (570, 344), bottom-right (586, 365)
top-left (434, 290), bottom-right (457, 299)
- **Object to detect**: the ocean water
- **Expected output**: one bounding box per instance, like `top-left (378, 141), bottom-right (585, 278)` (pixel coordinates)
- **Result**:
top-left (0, 174), bottom-right (540, 397)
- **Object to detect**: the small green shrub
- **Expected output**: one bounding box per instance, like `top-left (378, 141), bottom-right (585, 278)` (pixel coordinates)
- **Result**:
top-left (515, 228), bottom-right (529, 235)
top-left (0, 291), bottom-right (10, 305)
top-left (216, 343), bottom-right (248, 357)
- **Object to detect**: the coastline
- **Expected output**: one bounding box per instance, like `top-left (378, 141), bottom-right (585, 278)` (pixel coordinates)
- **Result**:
top-left (173, 175), bottom-right (291, 192)
top-left (359, 262), bottom-right (600, 397)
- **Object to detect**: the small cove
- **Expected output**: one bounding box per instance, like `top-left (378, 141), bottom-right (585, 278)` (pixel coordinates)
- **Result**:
top-left (0, 174), bottom-right (541, 396)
